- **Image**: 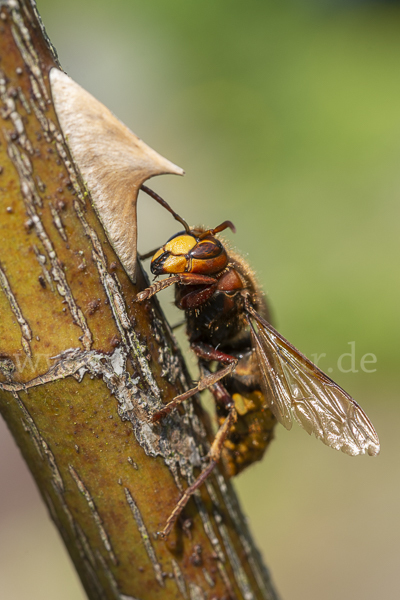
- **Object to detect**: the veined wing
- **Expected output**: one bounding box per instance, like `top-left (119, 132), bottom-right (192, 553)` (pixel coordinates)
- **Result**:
top-left (245, 303), bottom-right (380, 457)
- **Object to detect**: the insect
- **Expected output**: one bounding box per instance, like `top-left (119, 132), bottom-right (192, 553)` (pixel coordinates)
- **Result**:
top-left (136, 186), bottom-right (380, 538)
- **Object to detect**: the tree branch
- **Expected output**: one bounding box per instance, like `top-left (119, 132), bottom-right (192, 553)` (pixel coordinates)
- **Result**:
top-left (0, 2), bottom-right (279, 599)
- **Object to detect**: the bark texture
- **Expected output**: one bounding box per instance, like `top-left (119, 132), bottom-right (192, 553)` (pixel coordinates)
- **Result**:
top-left (0, 2), bottom-right (279, 599)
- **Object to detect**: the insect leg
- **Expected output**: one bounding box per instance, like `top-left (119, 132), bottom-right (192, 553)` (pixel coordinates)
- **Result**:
top-left (134, 275), bottom-right (182, 301)
top-left (198, 366), bottom-right (237, 460)
top-left (191, 341), bottom-right (238, 365)
top-left (135, 273), bottom-right (217, 302)
top-left (151, 361), bottom-right (237, 422)
top-left (159, 403), bottom-right (237, 539)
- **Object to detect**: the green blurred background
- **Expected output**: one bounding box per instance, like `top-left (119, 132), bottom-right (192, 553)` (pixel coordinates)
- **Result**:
top-left (0, 0), bottom-right (399, 598)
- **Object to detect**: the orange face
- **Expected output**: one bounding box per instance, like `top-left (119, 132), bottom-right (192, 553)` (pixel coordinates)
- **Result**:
top-left (150, 231), bottom-right (228, 276)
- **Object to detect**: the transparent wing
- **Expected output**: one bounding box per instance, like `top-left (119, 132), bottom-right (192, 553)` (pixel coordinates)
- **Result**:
top-left (246, 304), bottom-right (380, 456)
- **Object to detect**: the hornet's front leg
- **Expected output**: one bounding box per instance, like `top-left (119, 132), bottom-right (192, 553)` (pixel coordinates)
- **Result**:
top-left (134, 272), bottom-right (217, 302)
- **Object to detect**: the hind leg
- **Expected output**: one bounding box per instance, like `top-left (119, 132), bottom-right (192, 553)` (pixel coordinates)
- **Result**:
top-left (159, 398), bottom-right (237, 538)
top-left (154, 346), bottom-right (238, 537)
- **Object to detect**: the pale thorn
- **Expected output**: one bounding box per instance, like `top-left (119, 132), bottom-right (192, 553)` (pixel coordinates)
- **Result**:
top-left (50, 68), bottom-right (184, 283)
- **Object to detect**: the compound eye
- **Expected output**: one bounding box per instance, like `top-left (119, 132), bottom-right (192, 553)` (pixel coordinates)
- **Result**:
top-left (190, 240), bottom-right (222, 259)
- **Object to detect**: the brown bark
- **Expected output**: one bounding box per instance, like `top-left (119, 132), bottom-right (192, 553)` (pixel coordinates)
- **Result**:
top-left (0, 2), bottom-right (279, 599)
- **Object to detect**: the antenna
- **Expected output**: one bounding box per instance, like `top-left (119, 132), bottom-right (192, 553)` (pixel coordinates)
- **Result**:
top-left (199, 220), bottom-right (236, 239)
top-left (140, 185), bottom-right (190, 233)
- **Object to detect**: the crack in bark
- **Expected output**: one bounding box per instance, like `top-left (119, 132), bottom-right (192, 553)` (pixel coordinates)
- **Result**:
top-left (69, 465), bottom-right (118, 566)
top-left (204, 480), bottom-right (254, 600)
top-left (49, 200), bottom-right (68, 241)
top-left (96, 549), bottom-right (141, 600)
top-left (202, 568), bottom-right (215, 589)
top-left (192, 492), bottom-right (225, 563)
top-left (75, 522), bottom-right (97, 570)
top-left (54, 486), bottom-right (110, 599)
top-left (124, 487), bottom-right (164, 588)
top-left (10, 6), bottom-right (49, 102)
top-left (171, 559), bottom-right (188, 599)
top-left (218, 561), bottom-right (238, 600)
top-left (95, 550), bottom-right (121, 599)
top-left (0, 262), bottom-right (32, 356)
top-left (215, 512), bottom-right (254, 600)
top-left (213, 473), bottom-right (278, 600)
top-left (32, 244), bottom-right (55, 291)
top-left (13, 391), bottom-right (65, 493)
